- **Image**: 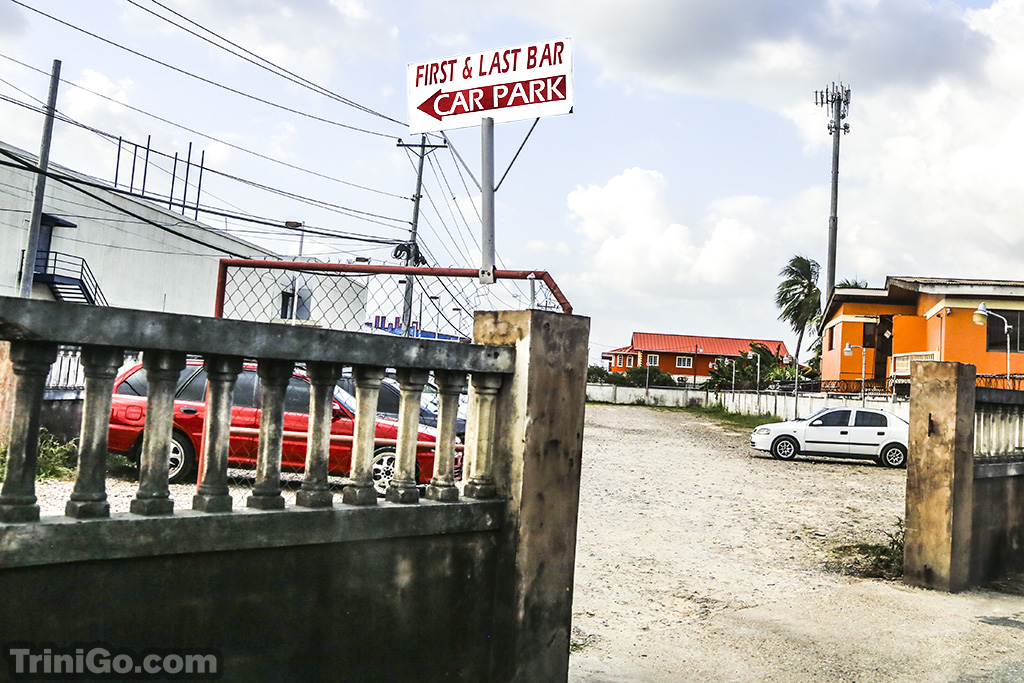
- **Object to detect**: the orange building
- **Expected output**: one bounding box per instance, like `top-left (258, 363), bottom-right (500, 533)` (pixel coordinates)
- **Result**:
top-left (820, 277), bottom-right (1024, 392)
top-left (602, 332), bottom-right (790, 384)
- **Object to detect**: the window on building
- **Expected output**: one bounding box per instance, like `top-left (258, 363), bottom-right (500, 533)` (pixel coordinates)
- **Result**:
top-left (828, 327), bottom-right (834, 351)
top-left (647, 354), bottom-right (659, 367)
top-left (863, 322), bottom-right (876, 348)
top-left (985, 309), bottom-right (1024, 353)
top-left (676, 356), bottom-right (692, 369)
top-left (617, 355), bottom-right (623, 366)
top-left (626, 356), bottom-right (634, 368)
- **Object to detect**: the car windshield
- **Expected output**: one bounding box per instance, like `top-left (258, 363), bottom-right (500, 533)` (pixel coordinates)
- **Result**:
top-left (795, 407), bottom-right (830, 422)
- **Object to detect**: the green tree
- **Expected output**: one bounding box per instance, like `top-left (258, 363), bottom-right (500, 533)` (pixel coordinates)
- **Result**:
top-left (705, 342), bottom-right (789, 390)
top-left (775, 255), bottom-right (822, 374)
top-left (587, 365), bottom-right (611, 383)
top-left (837, 277), bottom-right (868, 289)
top-left (622, 366), bottom-right (676, 388)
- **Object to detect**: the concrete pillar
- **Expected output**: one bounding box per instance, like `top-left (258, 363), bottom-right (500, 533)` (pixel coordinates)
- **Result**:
top-left (386, 368), bottom-right (429, 504)
top-left (904, 361), bottom-right (976, 592)
top-left (296, 361), bottom-right (343, 508)
top-left (342, 365), bottom-right (384, 506)
top-left (475, 309), bottom-right (590, 683)
top-left (193, 355), bottom-right (243, 513)
top-left (463, 373), bottom-right (502, 500)
top-left (426, 370), bottom-right (467, 502)
top-left (247, 359), bottom-right (293, 510)
top-left (0, 341), bottom-right (57, 523)
top-left (131, 351), bottom-right (186, 516)
top-left (65, 345), bottom-right (122, 519)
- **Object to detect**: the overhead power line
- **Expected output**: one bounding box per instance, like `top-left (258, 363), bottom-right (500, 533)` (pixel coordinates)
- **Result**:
top-left (0, 53), bottom-right (410, 200)
top-left (127, 0), bottom-right (405, 126)
top-left (9, 0), bottom-right (398, 138)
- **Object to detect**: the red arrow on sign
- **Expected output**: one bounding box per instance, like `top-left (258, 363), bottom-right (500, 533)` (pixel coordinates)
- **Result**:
top-left (417, 76), bottom-right (567, 122)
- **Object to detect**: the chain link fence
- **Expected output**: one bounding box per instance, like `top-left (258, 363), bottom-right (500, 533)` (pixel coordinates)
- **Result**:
top-left (214, 259), bottom-right (571, 339)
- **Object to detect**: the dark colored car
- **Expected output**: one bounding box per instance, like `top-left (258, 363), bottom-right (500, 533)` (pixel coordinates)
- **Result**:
top-left (108, 362), bottom-right (456, 494)
top-left (336, 376), bottom-right (467, 438)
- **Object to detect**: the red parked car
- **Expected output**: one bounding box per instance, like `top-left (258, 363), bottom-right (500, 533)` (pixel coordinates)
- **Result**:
top-left (108, 361), bottom-right (454, 495)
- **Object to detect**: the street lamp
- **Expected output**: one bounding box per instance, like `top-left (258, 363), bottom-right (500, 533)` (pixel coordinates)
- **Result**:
top-left (974, 303), bottom-right (1012, 386)
top-left (844, 342), bottom-right (867, 406)
top-left (746, 350), bottom-right (762, 413)
top-left (693, 345), bottom-right (703, 388)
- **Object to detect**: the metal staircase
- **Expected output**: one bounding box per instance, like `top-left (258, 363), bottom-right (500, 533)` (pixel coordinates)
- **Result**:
top-left (27, 250), bottom-right (108, 306)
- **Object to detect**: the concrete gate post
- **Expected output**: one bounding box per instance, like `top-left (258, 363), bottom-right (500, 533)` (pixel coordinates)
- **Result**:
top-left (904, 360), bottom-right (976, 592)
top-left (474, 309), bottom-right (590, 683)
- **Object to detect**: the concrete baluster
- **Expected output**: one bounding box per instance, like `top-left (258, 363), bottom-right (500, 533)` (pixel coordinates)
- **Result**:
top-left (296, 361), bottom-right (343, 508)
top-left (65, 345), bottom-right (123, 519)
top-left (0, 341), bottom-right (57, 523)
top-left (193, 355), bottom-right (242, 513)
top-left (463, 373), bottom-right (502, 500)
top-left (426, 370), bottom-right (468, 502)
top-left (247, 359), bottom-right (294, 510)
top-left (386, 368), bottom-right (429, 504)
top-left (130, 351), bottom-right (186, 515)
top-left (342, 365), bottom-right (384, 506)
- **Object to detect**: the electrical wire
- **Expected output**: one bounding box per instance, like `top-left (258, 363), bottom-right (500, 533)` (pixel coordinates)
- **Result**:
top-left (9, 0), bottom-right (398, 138)
top-left (127, 0), bottom-right (405, 126)
top-left (0, 52), bottom-right (410, 200)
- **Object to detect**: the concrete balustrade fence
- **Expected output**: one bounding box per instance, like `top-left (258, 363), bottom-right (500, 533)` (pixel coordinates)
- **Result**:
top-left (0, 296), bottom-right (589, 682)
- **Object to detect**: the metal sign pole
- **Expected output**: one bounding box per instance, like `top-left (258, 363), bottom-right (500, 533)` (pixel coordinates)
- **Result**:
top-left (480, 117), bottom-right (495, 284)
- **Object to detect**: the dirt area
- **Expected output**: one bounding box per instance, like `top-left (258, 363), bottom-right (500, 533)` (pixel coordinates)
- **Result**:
top-left (569, 404), bottom-right (1024, 682)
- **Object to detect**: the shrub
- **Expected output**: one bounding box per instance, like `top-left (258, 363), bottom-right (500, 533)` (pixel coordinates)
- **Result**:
top-left (0, 429), bottom-right (78, 481)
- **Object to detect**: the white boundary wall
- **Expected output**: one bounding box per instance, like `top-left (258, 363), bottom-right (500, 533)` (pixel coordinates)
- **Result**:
top-left (586, 383), bottom-right (910, 422)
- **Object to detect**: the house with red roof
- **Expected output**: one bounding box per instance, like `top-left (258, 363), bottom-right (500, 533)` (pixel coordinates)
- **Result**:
top-left (602, 332), bottom-right (790, 384)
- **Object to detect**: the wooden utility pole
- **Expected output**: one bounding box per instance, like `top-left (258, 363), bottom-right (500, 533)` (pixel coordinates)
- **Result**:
top-left (18, 59), bottom-right (61, 298)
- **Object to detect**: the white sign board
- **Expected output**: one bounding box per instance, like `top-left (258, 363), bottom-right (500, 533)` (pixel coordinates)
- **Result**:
top-left (407, 38), bottom-right (573, 134)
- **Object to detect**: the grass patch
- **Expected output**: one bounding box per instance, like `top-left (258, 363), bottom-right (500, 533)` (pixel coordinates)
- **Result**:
top-left (106, 452), bottom-right (138, 482)
top-left (832, 517), bottom-right (905, 580)
top-left (0, 429), bottom-right (78, 481)
top-left (586, 399), bottom-right (780, 430)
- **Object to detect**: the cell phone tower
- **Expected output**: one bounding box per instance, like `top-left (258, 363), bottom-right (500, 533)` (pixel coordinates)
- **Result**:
top-left (815, 82), bottom-right (851, 302)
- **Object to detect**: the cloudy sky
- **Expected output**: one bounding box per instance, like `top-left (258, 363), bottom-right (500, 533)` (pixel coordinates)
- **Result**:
top-left (1, 0), bottom-right (1021, 364)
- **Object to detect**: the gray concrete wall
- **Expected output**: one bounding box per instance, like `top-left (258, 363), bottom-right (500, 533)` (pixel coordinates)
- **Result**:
top-left (971, 468), bottom-right (1024, 585)
top-left (0, 529), bottom-right (499, 682)
top-left (586, 383), bottom-right (910, 421)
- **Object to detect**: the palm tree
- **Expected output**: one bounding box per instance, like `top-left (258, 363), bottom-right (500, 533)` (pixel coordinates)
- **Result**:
top-left (775, 256), bottom-right (822, 370)
top-left (837, 277), bottom-right (868, 289)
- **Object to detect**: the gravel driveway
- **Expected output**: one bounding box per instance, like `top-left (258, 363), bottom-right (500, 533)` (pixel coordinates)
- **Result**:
top-left (570, 404), bottom-right (1024, 682)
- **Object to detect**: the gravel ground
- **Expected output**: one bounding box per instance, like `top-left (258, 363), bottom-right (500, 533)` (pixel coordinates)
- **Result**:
top-left (569, 404), bottom-right (1024, 683)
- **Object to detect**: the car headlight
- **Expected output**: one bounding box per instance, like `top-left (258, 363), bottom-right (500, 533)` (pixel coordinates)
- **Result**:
top-left (754, 428), bottom-right (771, 435)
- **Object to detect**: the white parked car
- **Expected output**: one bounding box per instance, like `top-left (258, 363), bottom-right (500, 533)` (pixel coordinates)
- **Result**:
top-left (749, 407), bottom-right (909, 468)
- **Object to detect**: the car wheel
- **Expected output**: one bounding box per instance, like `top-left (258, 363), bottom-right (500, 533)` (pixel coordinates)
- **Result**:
top-left (371, 448), bottom-right (397, 497)
top-left (771, 436), bottom-right (799, 461)
top-left (168, 432), bottom-right (196, 484)
top-left (880, 443), bottom-right (907, 469)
